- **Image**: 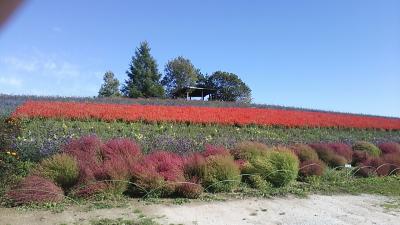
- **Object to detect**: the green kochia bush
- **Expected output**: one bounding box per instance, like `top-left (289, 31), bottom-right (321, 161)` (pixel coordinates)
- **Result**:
top-left (263, 149), bottom-right (299, 187)
top-left (35, 153), bottom-right (79, 189)
top-left (234, 142), bottom-right (299, 187)
top-left (201, 155), bottom-right (241, 193)
top-left (352, 141), bottom-right (381, 157)
top-left (291, 144), bottom-right (319, 162)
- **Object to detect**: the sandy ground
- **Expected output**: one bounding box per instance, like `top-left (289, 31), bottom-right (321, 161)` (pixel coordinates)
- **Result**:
top-left (0, 194), bottom-right (399, 225)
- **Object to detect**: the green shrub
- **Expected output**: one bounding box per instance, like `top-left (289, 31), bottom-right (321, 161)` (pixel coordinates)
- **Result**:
top-left (232, 141), bottom-right (269, 160)
top-left (236, 145), bottom-right (299, 188)
top-left (202, 155), bottom-right (241, 193)
top-left (352, 141), bottom-right (381, 157)
top-left (247, 174), bottom-right (271, 190)
top-left (292, 144), bottom-right (319, 162)
top-left (264, 149), bottom-right (299, 187)
top-left (36, 153), bottom-right (79, 190)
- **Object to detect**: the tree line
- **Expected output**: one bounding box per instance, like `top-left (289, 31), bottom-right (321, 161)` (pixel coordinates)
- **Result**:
top-left (98, 41), bottom-right (252, 103)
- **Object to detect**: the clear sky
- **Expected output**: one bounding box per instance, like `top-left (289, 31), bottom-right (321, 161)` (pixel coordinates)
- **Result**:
top-left (0, 0), bottom-right (399, 117)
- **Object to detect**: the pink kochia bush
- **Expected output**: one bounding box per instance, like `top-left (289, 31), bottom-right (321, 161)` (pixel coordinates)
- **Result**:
top-left (378, 142), bottom-right (400, 155)
top-left (327, 143), bottom-right (352, 163)
top-left (7, 176), bottom-right (64, 205)
top-left (128, 151), bottom-right (186, 197)
top-left (64, 136), bottom-right (142, 196)
top-left (309, 144), bottom-right (347, 167)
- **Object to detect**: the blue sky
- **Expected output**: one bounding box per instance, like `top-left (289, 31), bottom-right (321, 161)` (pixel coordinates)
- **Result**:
top-left (0, 0), bottom-right (399, 117)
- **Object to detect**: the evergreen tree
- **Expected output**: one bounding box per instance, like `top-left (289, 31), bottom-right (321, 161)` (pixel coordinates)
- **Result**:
top-left (161, 56), bottom-right (201, 98)
top-left (121, 41), bottom-right (164, 98)
top-left (98, 71), bottom-right (121, 97)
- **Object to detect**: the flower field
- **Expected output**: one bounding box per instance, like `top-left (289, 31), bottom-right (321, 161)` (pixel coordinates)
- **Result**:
top-left (13, 100), bottom-right (400, 130)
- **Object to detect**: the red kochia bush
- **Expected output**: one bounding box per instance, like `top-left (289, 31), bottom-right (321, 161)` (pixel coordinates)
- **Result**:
top-left (327, 143), bottom-right (352, 162)
top-left (64, 136), bottom-right (142, 195)
top-left (129, 151), bottom-right (185, 197)
top-left (352, 150), bottom-right (370, 166)
top-left (101, 138), bottom-right (142, 191)
top-left (70, 181), bottom-right (109, 198)
top-left (309, 144), bottom-right (347, 167)
top-left (382, 153), bottom-right (400, 175)
top-left (202, 144), bottom-right (231, 158)
top-left (299, 160), bottom-right (326, 177)
top-left (7, 176), bottom-right (64, 205)
top-left (378, 142), bottom-right (400, 155)
top-left (63, 135), bottom-right (106, 182)
top-left (175, 178), bottom-right (204, 199)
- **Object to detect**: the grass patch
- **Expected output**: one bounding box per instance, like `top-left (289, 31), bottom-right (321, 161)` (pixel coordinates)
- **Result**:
top-left (16, 118), bottom-right (400, 161)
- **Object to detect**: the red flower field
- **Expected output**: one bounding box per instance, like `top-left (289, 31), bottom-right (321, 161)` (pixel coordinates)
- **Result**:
top-left (12, 101), bottom-right (400, 130)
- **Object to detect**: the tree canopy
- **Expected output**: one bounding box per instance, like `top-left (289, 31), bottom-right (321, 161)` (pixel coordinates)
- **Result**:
top-left (98, 71), bottom-right (121, 97)
top-left (121, 41), bottom-right (164, 98)
top-left (161, 56), bottom-right (201, 98)
top-left (207, 71), bottom-right (252, 103)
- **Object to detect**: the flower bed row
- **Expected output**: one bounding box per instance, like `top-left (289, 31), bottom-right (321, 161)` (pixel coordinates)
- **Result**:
top-left (5, 136), bottom-right (400, 205)
top-left (13, 101), bottom-right (400, 130)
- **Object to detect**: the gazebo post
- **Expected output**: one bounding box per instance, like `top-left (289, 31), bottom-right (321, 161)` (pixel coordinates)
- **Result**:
top-left (201, 90), bottom-right (204, 101)
top-left (186, 91), bottom-right (189, 100)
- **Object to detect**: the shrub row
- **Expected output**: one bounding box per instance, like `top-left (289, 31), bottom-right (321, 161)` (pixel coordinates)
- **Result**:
top-left (6, 137), bottom-right (300, 205)
top-left (5, 137), bottom-right (400, 205)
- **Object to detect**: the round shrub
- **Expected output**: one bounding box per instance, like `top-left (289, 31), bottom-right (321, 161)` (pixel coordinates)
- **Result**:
top-left (36, 153), bottom-right (79, 189)
top-left (351, 150), bottom-right (370, 166)
top-left (263, 149), bottom-right (299, 187)
top-left (310, 144), bottom-right (347, 167)
top-left (382, 153), bottom-right (400, 175)
top-left (6, 175), bottom-right (64, 205)
top-left (175, 181), bottom-right (204, 199)
top-left (232, 141), bottom-right (269, 160)
top-left (352, 141), bottom-right (381, 157)
top-left (63, 135), bottom-right (106, 182)
top-left (202, 144), bottom-right (231, 158)
top-left (201, 155), bottom-right (241, 193)
top-left (70, 181), bottom-right (109, 198)
top-left (291, 144), bottom-right (319, 162)
top-left (378, 142), bottom-right (400, 155)
top-left (299, 160), bottom-right (326, 178)
top-left (327, 143), bottom-right (352, 163)
top-left (128, 151), bottom-right (185, 197)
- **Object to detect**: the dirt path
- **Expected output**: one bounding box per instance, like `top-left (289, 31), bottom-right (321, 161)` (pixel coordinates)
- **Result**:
top-left (0, 194), bottom-right (399, 225)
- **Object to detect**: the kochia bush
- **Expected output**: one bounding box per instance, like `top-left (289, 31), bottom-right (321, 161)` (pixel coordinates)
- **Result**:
top-left (36, 153), bottom-right (79, 189)
top-left (7, 175), bottom-right (64, 205)
top-left (378, 142), bottom-right (400, 155)
top-left (299, 160), bottom-right (326, 177)
top-left (352, 141), bottom-right (381, 157)
top-left (310, 144), bottom-right (347, 167)
top-left (264, 148), bottom-right (299, 187)
top-left (291, 144), bottom-right (319, 162)
top-left (201, 155), bottom-right (241, 193)
top-left (236, 144), bottom-right (299, 187)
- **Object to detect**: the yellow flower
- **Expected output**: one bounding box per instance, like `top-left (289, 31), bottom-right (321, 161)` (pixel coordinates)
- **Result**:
top-left (11, 152), bottom-right (17, 156)
top-left (6, 151), bottom-right (11, 155)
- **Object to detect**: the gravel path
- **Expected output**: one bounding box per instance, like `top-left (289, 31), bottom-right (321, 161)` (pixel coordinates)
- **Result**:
top-left (0, 194), bottom-right (399, 225)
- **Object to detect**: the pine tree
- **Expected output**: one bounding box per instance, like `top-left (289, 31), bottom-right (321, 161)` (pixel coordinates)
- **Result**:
top-left (121, 41), bottom-right (164, 98)
top-left (98, 71), bottom-right (121, 97)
